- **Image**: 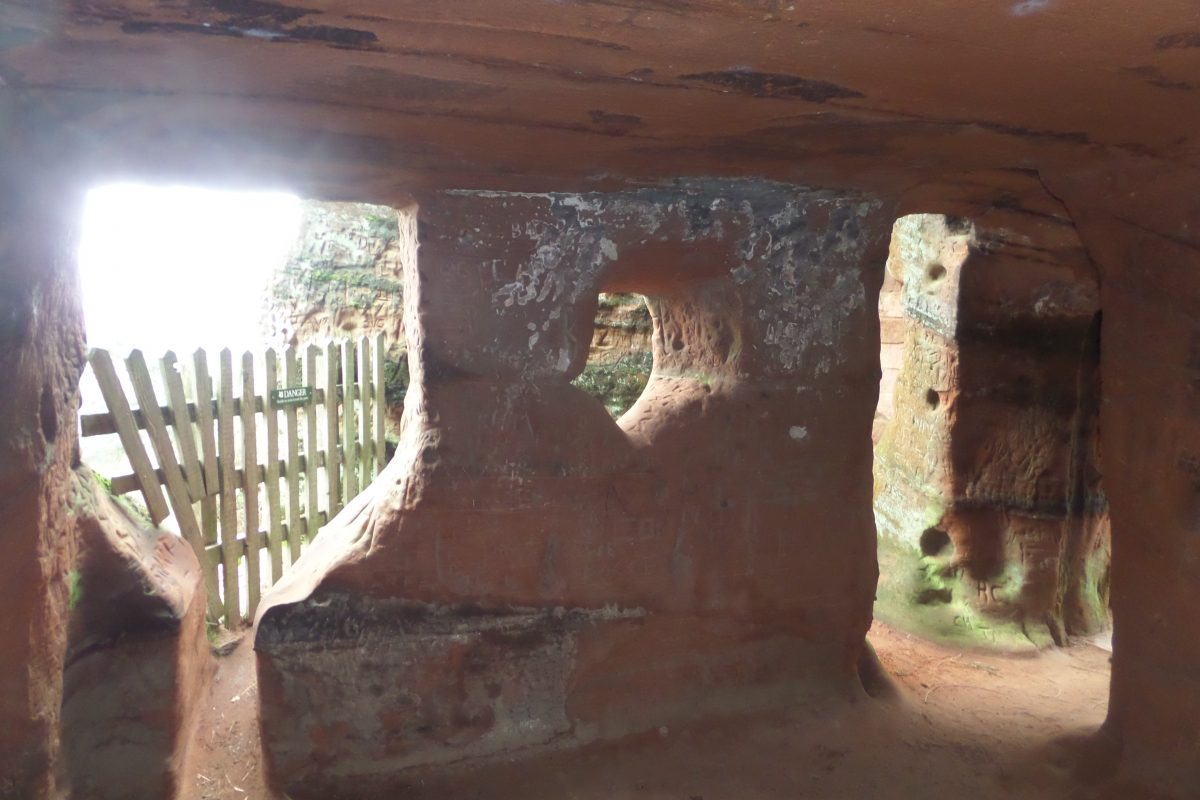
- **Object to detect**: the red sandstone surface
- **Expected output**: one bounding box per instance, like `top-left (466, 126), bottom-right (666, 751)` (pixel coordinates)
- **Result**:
top-left (1, 3), bottom-right (1199, 799)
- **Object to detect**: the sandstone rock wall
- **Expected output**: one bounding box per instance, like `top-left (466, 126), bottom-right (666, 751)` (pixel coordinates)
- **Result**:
top-left (58, 472), bottom-right (212, 800)
top-left (0, 163), bottom-right (86, 798)
top-left (261, 200), bottom-right (409, 352)
top-left (261, 201), bottom-right (413, 432)
top-left (873, 206), bottom-right (1109, 649)
top-left (254, 180), bottom-right (895, 797)
top-left (1046, 159), bottom-right (1200, 796)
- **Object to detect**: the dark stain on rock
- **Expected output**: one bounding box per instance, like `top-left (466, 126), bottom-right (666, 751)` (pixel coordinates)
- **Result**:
top-left (589, 109), bottom-right (643, 132)
top-left (1176, 449), bottom-right (1200, 491)
top-left (0, 288), bottom-right (32, 347)
top-left (288, 25), bottom-right (379, 50)
top-left (121, 20), bottom-right (241, 38)
top-left (256, 591), bottom-right (630, 646)
top-left (680, 70), bottom-right (864, 103)
top-left (121, 19), bottom-right (378, 49)
top-left (118, 1), bottom-right (377, 50)
top-left (1155, 31), bottom-right (1200, 50)
top-left (1122, 65), bottom-right (1195, 92)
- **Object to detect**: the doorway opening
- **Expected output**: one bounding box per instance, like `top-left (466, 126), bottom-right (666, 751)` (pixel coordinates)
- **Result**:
top-left (868, 209), bottom-right (1112, 758)
top-left (76, 184), bottom-right (412, 628)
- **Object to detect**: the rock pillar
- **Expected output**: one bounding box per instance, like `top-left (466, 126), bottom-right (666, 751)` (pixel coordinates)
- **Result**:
top-left (873, 201), bottom-right (1108, 649)
top-left (0, 131), bottom-right (87, 797)
top-left (1048, 160), bottom-right (1200, 797)
top-left (255, 180), bottom-right (894, 798)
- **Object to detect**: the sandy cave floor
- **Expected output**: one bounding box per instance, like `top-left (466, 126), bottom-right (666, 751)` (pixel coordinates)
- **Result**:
top-left (182, 621), bottom-right (1121, 800)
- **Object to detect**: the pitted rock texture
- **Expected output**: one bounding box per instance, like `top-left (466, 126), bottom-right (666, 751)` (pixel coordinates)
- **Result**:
top-left (254, 179), bottom-right (894, 796)
top-left (873, 209), bottom-right (1109, 650)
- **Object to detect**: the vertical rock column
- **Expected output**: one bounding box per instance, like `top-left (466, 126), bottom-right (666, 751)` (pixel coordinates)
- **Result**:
top-left (873, 204), bottom-right (1107, 649)
top-left (1049, 160), bottom-right (1200, 796)
top-left (255, 181), bottom-right (894, 799)
top-left (0, 150), bottom-right (86, 796)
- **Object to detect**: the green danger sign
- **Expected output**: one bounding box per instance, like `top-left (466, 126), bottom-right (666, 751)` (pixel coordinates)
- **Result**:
top-left (271, 387), bottom-right (313, 407)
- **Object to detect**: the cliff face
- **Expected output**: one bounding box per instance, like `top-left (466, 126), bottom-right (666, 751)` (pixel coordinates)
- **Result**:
top-left (261, 201), bottom-right (408, 353)
top-left (575, 293), bottom-right (654, 418)
top-left (873, 209), bottom-right (1109, 649)
top-left (261, 201), bottom-right (414, 429)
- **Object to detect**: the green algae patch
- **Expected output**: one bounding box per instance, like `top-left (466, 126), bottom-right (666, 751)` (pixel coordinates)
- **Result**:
top-left (874, 535), bottom-right (1040, 653)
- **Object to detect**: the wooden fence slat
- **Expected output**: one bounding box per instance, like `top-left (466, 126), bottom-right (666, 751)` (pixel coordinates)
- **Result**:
top-left (188, 353), bottom-right (220, 549)
top-left (192, 350), bottom-right (220, 495)
top-left (374, 332), bottom-right (387, 474)
top-left (264, 349), bottom-right (284, 583)
top-left (160, 351), bottom-right (206, 502)
top-left (88, 349), bottom-right (172, 524)
top-left (241, 351), bottom-right (261, 617)
top-left (284, 347), bottom-right (303, 564)
top-left (216, 349), bottom-right (241, 624)
top-left (342, 339), bottom-right (358, 499)
top-left (304, 344), bottom-right (320, 541)
top-left (359, 336), bottom-right (373, 484)
top-left (126, 350), bottom-right (223, 620)
top-left (324, 340), bottom-right (341, 518)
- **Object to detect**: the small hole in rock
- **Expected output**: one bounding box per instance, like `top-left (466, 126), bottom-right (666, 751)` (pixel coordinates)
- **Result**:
top-left (927, 263), bottom-right (947, 281)
top-left (925, 388), bottom-right (940, 409)
top-left (671, 337), bottom-right (685, 351)
top-left (920, 527), bottom-right (952, 558)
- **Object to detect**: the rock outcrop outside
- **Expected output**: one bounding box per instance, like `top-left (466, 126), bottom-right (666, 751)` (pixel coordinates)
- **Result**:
top-left (873, 204), bottom-right (1109, 650)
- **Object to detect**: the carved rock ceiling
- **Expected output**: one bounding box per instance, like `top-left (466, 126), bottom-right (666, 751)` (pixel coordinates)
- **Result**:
top-left (3, 1), bottom-right (1199, 200)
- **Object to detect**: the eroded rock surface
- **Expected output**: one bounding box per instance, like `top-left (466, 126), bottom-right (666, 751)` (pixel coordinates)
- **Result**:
top-left (3, 3), bottom-right (1200, 796)
top-left (254, 179), bottom-right (894, 797)
top-left (873, 205), bottom-right (1109, 649)
top-left (59, 472), bottom-right (213, 800)
top-left (1046, 158), bottom-right (1200, 797)
top-left (0, 160), bottom-right (86, 799)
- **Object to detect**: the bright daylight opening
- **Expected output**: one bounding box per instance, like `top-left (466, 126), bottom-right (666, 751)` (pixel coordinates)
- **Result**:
top-left (78, 183), bottom-right (301, 478)
top-left (79, 183), bottom-right (302, 354)
top-left (77, 184), bottom-right (302, 619)
top-left (76, 186), bottom-right (406, 629)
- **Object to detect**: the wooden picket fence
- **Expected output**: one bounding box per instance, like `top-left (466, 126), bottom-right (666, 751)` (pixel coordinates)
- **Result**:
top-left (80, 334), bottom-right (389, 626)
